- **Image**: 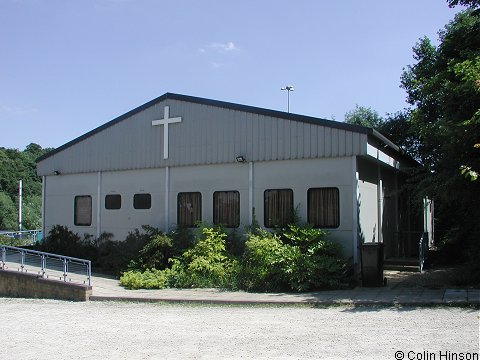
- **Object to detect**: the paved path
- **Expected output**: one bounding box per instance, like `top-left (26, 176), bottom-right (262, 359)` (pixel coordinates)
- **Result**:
top-left (90, 271), bottom-right (480, 306)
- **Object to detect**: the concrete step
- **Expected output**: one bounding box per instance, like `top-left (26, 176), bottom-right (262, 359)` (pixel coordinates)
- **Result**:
top-left (384, 264), bottom-right (421, 272)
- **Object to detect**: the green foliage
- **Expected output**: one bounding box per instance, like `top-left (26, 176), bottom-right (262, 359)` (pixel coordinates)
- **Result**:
top-left (119, 224), bottom-right (351, 292)
top-left (239, 225), bottom-right (349, 292)
top-left (238, 230), bottom-right (289, 291)
top-left (447, 0), bottom-right (480, 9)
top-left (400, 9), bottom-right (480, 267)
top-left (0, 144), bottom-right (52, 231)
top-left (168, 226), bottom-right (195, 256)
top-left (0, 234), bottom-right (36, 247)
top-left (0, 191), bottom-right (17, 230)
top-left (36, 225), bottom-right (98, 260)
top-left (103, 226), bottom-right (162, 273)
top-left (225, 228), bottom-right (245, 257)
top-left (119, 268), bottom-right (167, 289)
top-left (166, 227), bottom-right (239, 289)
top-left (134, 233), bottom-right (173, 270)
top-left (36, 225), bottom-right (158, 275)
top-left (377, 111), bottom-right (421, 161)
top-left (344, 105), bottom-right (384, 129)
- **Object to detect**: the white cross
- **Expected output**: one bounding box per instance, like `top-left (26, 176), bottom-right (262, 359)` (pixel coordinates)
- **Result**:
top-left (151, 106), bottom-right (182, 159)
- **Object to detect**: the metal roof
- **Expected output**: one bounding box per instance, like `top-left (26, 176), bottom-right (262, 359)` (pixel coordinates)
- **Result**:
top-left (37, 92), bottom-right (401, 163)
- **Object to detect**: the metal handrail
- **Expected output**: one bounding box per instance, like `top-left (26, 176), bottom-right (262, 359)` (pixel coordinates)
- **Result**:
top-left (0, 245), bottom-right (91, 286)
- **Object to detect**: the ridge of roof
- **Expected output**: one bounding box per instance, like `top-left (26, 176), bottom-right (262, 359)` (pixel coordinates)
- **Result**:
top-left (37, 92), bottom-right (376, 163)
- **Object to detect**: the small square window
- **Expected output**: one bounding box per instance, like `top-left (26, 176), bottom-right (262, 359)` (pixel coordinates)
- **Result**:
top-left (134, 193), bottom-right (151, 209)
top-left (105, 194), bottom-right (121, 210)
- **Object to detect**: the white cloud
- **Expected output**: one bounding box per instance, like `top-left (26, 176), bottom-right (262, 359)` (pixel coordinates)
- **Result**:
top-left (209, 41), bottom-right (239, 52)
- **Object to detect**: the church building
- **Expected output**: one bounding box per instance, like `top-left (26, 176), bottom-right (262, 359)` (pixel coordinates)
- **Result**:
top-left (36, 93), bottom-right (433, 266)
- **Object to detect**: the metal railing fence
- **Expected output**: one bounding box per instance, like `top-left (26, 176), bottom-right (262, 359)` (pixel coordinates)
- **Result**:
top-left (0, 245), bottom-right (91, 286)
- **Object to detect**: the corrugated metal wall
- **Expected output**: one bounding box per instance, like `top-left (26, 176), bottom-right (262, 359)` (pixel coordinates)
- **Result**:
top-left (37, 99), bottom-right (368, 176)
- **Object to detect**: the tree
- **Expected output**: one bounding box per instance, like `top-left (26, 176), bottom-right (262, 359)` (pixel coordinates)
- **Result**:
top-left (344, 105), bottom-right (384, 128)
top-left (0, 144), bottom-right (52, 231)
top-left (344, 105), bottom-right (421, 160)
top-left (447, 0), bottom-right (480, 9)
top-left (377, 110), bottom-right (420, 161)
top-left (0, 191), bottom-right (17, 230)
top-left (400, 8), bottom-right (480, 271)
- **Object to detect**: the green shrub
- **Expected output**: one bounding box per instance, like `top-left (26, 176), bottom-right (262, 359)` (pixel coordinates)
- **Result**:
top-left (134, 233), bottom-right (173, 271)
top-left (168, 226), bottom-right (195, 256)
top-left (36, 225), bottom-right (98, 260)
top-left (115, 223), bottom-right (350, 292)
top-left (35, 225), bottom-right (165, 275)
top-left (238, 230), bottom-right (289, 292)
top-left (238, 224), bottom-right (349, 292)
top-left (225, 229), bottom-right (245, 257)
top-left (119, 268), bottom-right (167, 289)
top-left (166, 227), bottom-right (239, 289)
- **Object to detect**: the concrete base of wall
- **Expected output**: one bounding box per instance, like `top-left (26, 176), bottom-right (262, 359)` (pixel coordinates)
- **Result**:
top-left (0, 269), bottom-right (92, 301)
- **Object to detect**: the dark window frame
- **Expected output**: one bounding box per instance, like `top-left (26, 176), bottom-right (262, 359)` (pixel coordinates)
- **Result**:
top-left (307, 187), bottom-right (340, 228)
top-left (133, 193), bottom-right (151, 210)
top-left (213, 190), bottom-right (240, 228)
top-left (74, 195), bottom-right (92, 226)
top-left (264, 188), bottom-right (294, 228)
top-left (177, 192), bottom-right (202, 227)
top-left (105, 194), bottom-right (122, 210)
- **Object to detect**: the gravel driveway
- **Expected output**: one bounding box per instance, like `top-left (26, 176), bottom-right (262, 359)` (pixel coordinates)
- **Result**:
top-left (1, 298), bottom-right (478, 359)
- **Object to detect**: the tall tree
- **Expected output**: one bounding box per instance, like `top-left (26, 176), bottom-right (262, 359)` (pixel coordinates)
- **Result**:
top-left (377, 110), bottom-right (420, 161)
top-left (400, 9), bottom-right (480, 267)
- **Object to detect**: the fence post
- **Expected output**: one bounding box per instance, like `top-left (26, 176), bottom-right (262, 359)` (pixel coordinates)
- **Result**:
top-left (40, 254), bottom-right (46, 277)
top-left (20, 249), bottom-right (25, 272)
top-left (1, 246), bottom-right (5, 269)
top-left (63, 258), bottom-right (68, 282)
top-left (87, 260), bottom-right (91, 286)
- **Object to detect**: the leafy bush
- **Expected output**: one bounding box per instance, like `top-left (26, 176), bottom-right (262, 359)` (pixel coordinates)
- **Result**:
top-left (36, 225), bottom-right (163, 275)
top-left (134, 233), bottom-right (173, 270)
top-left (168, 226), bottom-right (195, 256)
top-left (166, 227), bottom-right (239, 289)
top-left (119, 268), bottom-right (166, 289)
top-left (36, 225), bottom-right (98, 260)
top-left (238, 230), bottom-right (289, 292)
top-left (225, 229), bottom-right (245, 257)
top-left (97, 226), bottom-right (164, 274)
top-left (42, 223), bottom-right (351, 292)
top-left (120, 226), bottom-right (239, 289)
top-left (238, 224), bottom-right (349, 292)
top-left (282, 225), bottom-right (349, 291)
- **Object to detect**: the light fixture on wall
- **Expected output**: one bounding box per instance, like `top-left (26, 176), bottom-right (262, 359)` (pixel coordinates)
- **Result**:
top-left (53, 170), bottom-right (61, 176)
top-left (235, 155), bottom-right (246, 163)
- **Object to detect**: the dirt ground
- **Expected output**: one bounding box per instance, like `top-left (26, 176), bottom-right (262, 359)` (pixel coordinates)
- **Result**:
top-left (0, 298), bottom-right (478, 359)
top-left (386, 266), bottom-right (475, 289)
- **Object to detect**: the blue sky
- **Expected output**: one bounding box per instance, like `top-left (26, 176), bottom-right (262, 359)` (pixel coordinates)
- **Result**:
top-left (0, 0), bottom-right (465, 150)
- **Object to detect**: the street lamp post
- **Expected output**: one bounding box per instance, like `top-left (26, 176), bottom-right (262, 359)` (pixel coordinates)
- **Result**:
top-left (281, 85), bottom-right (294, 113)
